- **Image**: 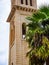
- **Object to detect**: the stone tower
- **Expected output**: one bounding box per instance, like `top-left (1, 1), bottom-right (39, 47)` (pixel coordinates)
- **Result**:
top-left (7, 0), bottom-right (37, 65)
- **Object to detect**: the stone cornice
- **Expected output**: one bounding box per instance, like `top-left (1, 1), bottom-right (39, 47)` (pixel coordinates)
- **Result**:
top-left (7, 5), bottom-right (37, 22)
top-left (7, 5), bottom-right (16, 22)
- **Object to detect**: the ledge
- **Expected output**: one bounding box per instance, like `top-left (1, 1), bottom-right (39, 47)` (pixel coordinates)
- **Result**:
top-left (7, 5), bottom-right (37, 22)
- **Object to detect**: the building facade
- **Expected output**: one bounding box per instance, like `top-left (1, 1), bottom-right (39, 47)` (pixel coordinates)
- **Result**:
top-left (7, 0), bottom-right (37, 65)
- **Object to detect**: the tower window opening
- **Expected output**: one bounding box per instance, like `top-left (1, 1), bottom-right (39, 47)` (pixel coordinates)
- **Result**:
top-left (26, 0), bottom-right (28, 5)
top-left (21, 0), bottom-right (23, 4)
top-left (22, 23), bottom-right (26, 39)
top-left (12, 63), bottom-right (13, 65)
top-left (30, 0), bottom-right (32, 6)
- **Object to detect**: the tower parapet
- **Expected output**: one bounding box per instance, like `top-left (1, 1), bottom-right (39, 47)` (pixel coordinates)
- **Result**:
top-left (11, 0), bottom-right (37, 9)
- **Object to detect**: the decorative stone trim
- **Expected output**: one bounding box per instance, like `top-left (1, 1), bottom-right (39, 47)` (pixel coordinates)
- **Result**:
top-left (10, 40), bottom-right (15, 48)
top-left (7, 5), bottom-right (37, 22)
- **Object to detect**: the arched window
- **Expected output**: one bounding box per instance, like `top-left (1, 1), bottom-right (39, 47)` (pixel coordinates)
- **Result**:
top-left (30, 0), bottom-right (32, 6)
top-left (22, 23), bottom-right (26, 39)
top-left (21, 0), bottom-right (23, 4)
top-left (26, 0), bottom-right (28, 5)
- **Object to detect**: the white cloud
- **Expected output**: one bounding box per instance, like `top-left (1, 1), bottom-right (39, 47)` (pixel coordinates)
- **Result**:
top-left (0, 1), bottom-right (10, 65)
top-left (0, 54), bottom-right (7, 63)
top-left (0, 1), bottom-right (10, 64)
top-left (0, 22), bottom-right (10, 65)
top-left (0, 0), bottom-right (11, 22)
top-left (37, 0), bottom-right (49, 8)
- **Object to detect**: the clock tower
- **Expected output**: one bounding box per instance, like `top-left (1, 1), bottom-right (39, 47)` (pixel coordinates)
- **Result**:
top-left (7, 0), bottom-right (37, 65)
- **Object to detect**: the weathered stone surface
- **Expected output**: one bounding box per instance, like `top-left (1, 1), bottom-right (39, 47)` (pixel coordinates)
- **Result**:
top-left (7, 0), bottom-right (37, 65)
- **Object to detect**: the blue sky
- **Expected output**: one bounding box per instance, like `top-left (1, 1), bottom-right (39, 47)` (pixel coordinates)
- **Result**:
top-left (0, 0), bottom-right (10, 65)
top-left (0, 0), bottom-right (49, 65)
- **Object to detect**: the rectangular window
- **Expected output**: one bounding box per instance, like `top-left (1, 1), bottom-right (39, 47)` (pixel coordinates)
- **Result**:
top-left (26, 0), bottom-right (28, 5)
top-left (30, 0), bottom-right (32, 6)
top-left (21, 0), bottom-right (23, 4)
top-left (22, 23), bottom-right (26, 39)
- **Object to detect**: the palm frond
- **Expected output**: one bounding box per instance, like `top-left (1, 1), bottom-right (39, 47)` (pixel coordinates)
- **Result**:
top-left (39, 5), bottom-right (49, 17)
top-left (32, 11), bottom-right (47, 22)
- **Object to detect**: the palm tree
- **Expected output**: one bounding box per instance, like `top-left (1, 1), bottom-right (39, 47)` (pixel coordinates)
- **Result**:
top-left (26, 5), bottom-right (49, 65)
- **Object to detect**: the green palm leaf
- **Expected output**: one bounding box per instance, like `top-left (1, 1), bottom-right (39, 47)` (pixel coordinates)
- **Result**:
top-left (39, 5), bottom-right (49, 17)
top-left (26, 5), bottom-right (49, 65)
